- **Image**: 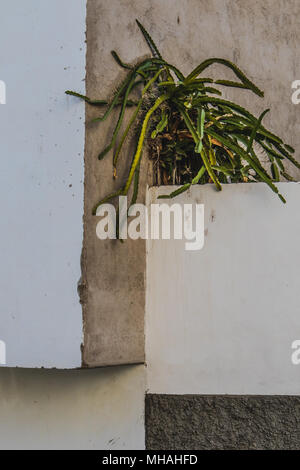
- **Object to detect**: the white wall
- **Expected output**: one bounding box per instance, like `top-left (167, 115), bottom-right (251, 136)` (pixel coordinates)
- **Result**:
top-left (146, 183), bottom-right (300, 395)
top-left (0, 2), bottom-right (147, 452)
top-left (0, 0), bottom-right (86, 368)
top-left (0, 365), bottom-right (145, 450)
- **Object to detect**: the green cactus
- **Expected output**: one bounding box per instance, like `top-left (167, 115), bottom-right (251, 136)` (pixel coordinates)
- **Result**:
top-left (66, 20), bottom-right (299, 213)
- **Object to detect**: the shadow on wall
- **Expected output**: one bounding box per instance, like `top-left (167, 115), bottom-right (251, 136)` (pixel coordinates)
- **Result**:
top-left (0, 365), bottom-right (145, 450)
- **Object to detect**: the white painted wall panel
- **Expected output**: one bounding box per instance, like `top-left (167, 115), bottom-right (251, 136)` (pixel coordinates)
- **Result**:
top-left (0, 365), bottom-right (145, 450)
top-left (146, 183), bottom-right (300, 394)
top-left (0, 0), bottom-right (86, 368)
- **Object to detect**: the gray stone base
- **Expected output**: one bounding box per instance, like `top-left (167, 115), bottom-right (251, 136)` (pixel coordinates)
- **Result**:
top-left (145, 394), bottom-right (300, 450)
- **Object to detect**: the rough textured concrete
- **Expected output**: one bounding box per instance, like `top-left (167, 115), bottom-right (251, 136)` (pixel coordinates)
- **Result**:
top-left (146, 394), bottom-right (300, 450)
top-left (0, 365), bottom-right (145, 450)
top-left (83, 0), bottom-right (300, 367)
top-left (82, 0), bottom-right (149, 366)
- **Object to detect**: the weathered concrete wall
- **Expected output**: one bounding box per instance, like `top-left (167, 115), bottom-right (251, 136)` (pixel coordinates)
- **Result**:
top-left (146, 394), bottom-right (300, 450)
top-left (0, 366), bottom-right (145, 450)
top-left (83, 0), bottom-right (300, 367)
top-left (82, 0), bottom-right (148, 366)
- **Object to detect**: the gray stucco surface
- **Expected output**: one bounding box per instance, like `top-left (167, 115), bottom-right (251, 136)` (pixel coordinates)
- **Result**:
top-left (82, 0), bottom-right (149, 367)
top-left (146, 394), bottom-right (300, 450)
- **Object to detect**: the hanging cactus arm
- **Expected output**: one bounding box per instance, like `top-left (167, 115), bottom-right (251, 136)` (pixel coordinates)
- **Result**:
top-left (246, 108), bottom-right (270, 153)
top-left (111, 50), bottom-right (133, 70)
top-left (65, 90), bottom-right (138, 108)
top-left (65, 91), bottom-right (109, 105)
top-left (158, 183), bottom-right (192, 199)
top-left (113, 68), bottom-right (166, 171)
top-left (136, 19), bottom-right (163, 59)
top-left (91, 57), bottom-right (157, 123)
top-left (92, 188), bottom-right (123, 216)
top-left (185, 58), bottom-right (264, 97)
top-left (158, 166), bottom-right (207, 199)
top-left (200, 147), bottom-right (222, 191)
top-left (178, 104), bottom-right (222, 191)
top-left (122, 94), bottom-right (169, 195)
top-left (130, 161), bottom-right (141, 206)
top-left (92, 74), bottom-right (135, 123)
top-left (113, 99), bottom-right (143, 170)
top-left (214, 80), bottom-right (255, 91)
top-left (142, 68), bottom-right (168, 95)
top-left (206, 128), bottom-right (286, 202)
top-left (97, 75), bottom-right (138, 160)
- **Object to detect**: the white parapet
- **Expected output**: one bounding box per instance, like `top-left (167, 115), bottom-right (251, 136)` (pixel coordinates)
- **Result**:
top-left (146, 182), bottom-right (300, 395)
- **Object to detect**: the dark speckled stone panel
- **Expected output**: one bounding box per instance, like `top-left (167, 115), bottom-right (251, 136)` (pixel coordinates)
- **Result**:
top-left (145, 394), bottom-right (300, 450)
